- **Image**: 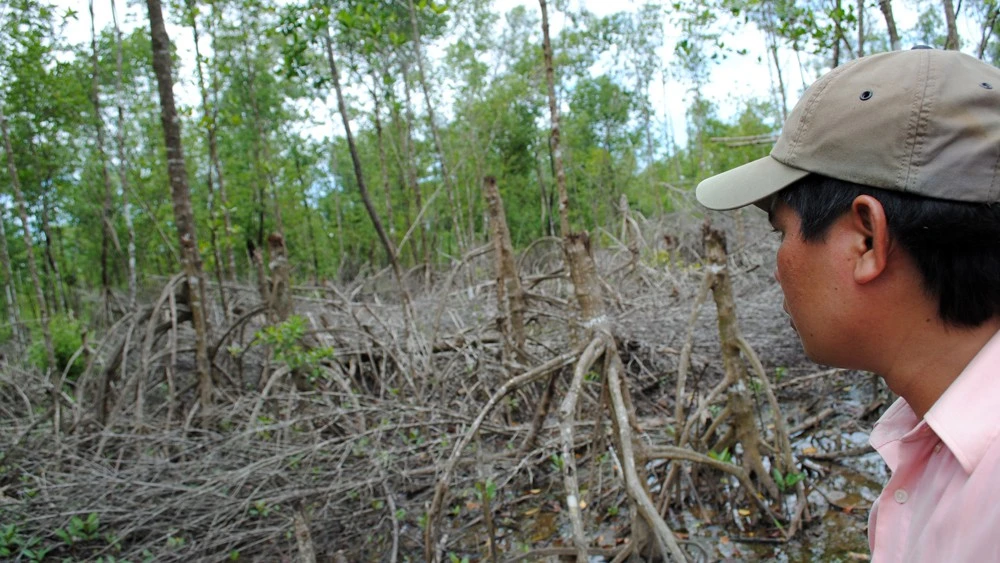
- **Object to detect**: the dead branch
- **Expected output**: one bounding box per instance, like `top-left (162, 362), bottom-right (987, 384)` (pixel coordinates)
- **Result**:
top-left (424, 350), bottom-right (579, 558)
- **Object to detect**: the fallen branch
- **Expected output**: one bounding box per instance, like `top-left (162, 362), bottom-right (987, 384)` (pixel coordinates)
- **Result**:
top-left (424, 350), bottom-right (579, 561)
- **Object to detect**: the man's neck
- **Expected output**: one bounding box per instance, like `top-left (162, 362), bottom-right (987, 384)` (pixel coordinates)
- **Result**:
top-left (880, 317), bottom-right (1000, 419)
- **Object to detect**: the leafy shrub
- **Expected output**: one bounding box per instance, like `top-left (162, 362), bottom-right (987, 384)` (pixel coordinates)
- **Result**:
top-left (254, 315), bottom-right (333, 383)
top-left (27, 315), bottom-right (86, 379)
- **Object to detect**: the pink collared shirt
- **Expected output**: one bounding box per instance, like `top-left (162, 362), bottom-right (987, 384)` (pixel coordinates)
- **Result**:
top-left (868, 330), bottom-right (1000, 562)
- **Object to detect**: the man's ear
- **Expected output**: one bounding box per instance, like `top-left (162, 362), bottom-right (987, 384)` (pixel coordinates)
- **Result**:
top-left (850, 195), bottom-right (890, 284)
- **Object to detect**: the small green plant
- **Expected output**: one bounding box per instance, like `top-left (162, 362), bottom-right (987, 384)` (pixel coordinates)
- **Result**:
top-left (708, 448), bottom-right (733, 464)
top-left (774, 366), bottom-right (788, 383)
top-left (55, 512), bottom-right (101, 547)
top-left (550, 453), bottom-right (565, 471)
top-left (254, 315), bottom-right (334, 383)
top-left (0, 524), bottom-right (49, 562)
top-left (248, 499), bottom-right (278, 518)
top-left (447, 553), bottom-right (470, 563)
top-left (606, 504), bottom-right (620, 517)
top-left (474, 479), bottom-right (497, 503)
top-left (166, 535), bottom-right (186, 549)
top-left (772, 468), bottom-right (805, 492)
top-left (405, 428), bottom-right (424, 445)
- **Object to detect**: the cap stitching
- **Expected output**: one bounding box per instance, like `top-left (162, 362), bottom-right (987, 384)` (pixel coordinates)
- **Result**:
top-left (901, 51), bottom-right (933, 193)
top-left (785, 63), bottom-right (844, 164)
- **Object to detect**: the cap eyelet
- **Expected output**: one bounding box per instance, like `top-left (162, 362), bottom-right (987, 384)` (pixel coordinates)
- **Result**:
top-left (860, 90), bottom-right (874, 100)
top-left (981, 82), bottom-right (994, 90)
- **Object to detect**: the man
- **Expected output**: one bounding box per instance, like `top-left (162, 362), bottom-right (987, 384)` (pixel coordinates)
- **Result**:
top-left (695, 47), bottom-right (1000, 562)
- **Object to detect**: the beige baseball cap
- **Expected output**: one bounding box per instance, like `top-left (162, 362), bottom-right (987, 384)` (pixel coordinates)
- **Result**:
top-left (696, 48), bottom-right (1000, 210)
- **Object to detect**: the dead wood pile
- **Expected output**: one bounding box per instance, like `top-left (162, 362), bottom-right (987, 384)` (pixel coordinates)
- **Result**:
top-left (0, 209), bottom-right (880, 562)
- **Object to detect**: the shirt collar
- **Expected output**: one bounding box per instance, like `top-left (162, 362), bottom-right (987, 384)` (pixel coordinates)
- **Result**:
top-left (922, 328), bottom-right (1000, 473)
top-left (870, 329), bottom-right (1000, 474)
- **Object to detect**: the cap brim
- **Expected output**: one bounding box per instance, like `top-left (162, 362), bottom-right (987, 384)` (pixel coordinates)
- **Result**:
top-left (696, 155), bottom-right (810, 211)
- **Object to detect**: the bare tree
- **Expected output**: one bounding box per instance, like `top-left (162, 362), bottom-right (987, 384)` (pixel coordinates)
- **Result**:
top-left (879, 0), bottom-right (901, 50)
top-left (90, 0), bottom-right (120, 321)
top-left (406, 0), bottom-right (465, 252)
top-left (977, 2), bottom-right (999, 58)
top-left (483, 176), bottom-right (526, 356)
top-left (111, 0), bottom-right (138, 313)
top-left (146, 0), bottom-right (213, 422)
top-left (944, 0), bottom-right (961, 49)
top-left (321, 26), bottom-right (414, 326)
top-left (539, 0), bottom-right (570, 238)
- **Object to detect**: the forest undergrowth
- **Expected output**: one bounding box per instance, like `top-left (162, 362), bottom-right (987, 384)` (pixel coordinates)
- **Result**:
top-left (0, 211), bottom-right (887, 562)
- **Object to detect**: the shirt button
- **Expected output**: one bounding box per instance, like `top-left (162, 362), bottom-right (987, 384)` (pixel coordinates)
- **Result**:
top-left (934, 443), bottom-right (942, 454)
top-left (894, 489), bottom-right (909, 504)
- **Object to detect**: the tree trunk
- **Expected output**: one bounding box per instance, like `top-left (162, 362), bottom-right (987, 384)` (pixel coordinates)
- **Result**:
top-left (944, 0), bottom-right (960, 49)
top-left (90, 0), bottom-right (119, 320)
top-left (977, 3), bottom-right (999, 58)
top-left (539, 0), bottom-right (571, 238)
top-left (879, 0), bottom-right (901, 50)
top-left (322, 27), bottom-right (413, 320)
top-left (292, 148), bottom-right (321, 283)
top-left (146, 0), bottom-right (213, 423)
top-left (857, 0), bottom-right (865, 57)
top-left (372, 85), bottom-right (396, 238)
top-left (483, 176), bottom-right (526, 355)
top-left (39, 194), bottom-right (70, 317)
top-left (111, 0), bottom-right (138, 313)
top-left (187, 0), bottom-right (233, 317)
top-left (0, 104), bottom-right (60, 433)
top-left (206, 1), bottom-right (237, 280)
top-left (0, 206), bottom-right (23, 350)
top-left (703, 224), bottom-right (782, 499)
top-left (399, 66), bottom-right (430, 268)
top-left (240, 18), bottom-right (284, 242)
top-left (406, 0), bottom-right (465, 252)
top-left (832, 0), bottom-right (843, 67)
top-left (267, 233), bottom-right (291, 323)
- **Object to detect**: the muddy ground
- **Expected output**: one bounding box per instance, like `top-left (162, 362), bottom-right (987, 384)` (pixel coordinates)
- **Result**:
top-left (0, 210), bottom-right (889, 562)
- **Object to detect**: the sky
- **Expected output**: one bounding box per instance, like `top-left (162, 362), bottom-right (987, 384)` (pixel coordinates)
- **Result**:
top-left (52, 0), bottom-right (933, 150)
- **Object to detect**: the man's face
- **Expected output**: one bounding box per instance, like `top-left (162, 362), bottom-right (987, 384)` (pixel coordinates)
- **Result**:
top-left (769, 202), bottom-right (857, 367)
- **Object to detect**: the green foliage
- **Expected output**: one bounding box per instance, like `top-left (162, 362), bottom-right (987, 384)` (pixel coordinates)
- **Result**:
top-left (254, 315), bottom-right (334, 383)
top-left (708, 448), bottom-right (733, 464)
top-left (772, 468), bottom-right (805, 492)
top-left (248, 499), bottom-right (278, 518)
top-left (474, 479), bottom-right (497, 502)
top-left (549, 453), bottom-right (565, 471)
top-left (55, 512), bottom-right (101, 547)
top-left (774, 366), bottom-right (788, 383)
top-left (0, 523), bottom-right (49, 562)
top-left (27, 314), bottom-right (85, 379)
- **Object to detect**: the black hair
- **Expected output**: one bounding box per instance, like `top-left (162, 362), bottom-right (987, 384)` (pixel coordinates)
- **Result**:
top-left (776, 174), bottom-right (1000, 328)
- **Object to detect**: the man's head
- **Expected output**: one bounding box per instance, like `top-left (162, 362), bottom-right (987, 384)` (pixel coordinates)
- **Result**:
top-left (696, 48), bottom-right (1000, 367)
